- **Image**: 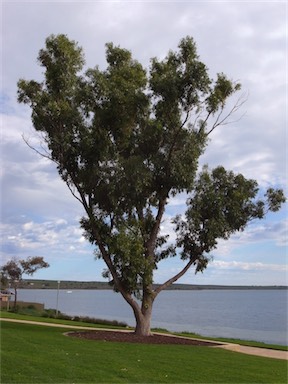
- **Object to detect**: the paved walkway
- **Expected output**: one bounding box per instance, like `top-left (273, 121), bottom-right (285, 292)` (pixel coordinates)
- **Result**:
top-left (1, 318), bottom-right (287, 360)
top-left (218, 342), bottom-right (288, 360)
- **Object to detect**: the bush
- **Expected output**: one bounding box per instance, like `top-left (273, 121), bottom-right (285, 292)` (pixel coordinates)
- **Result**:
top-left (9, 305), bottom-right (40, 317)
top-left (7, 305), bottom-right (128, 327)
top-left (74, 315), bottom-right (128, 327)
top-left (57, 313), bottom-right (72, 321)
top-left (41, 308), bottom-right (57, 318)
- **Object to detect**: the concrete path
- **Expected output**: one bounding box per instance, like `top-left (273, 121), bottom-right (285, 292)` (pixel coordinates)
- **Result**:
top-left (218, 342), bottom-right (288, 360)
top-left (0, 317), bottom-right (130, 331)
top-left (1, 318), bottom-right (287, 360)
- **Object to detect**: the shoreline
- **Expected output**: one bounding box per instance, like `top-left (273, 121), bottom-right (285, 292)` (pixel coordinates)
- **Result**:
top-left (19, 279), bottom-right (288, 291)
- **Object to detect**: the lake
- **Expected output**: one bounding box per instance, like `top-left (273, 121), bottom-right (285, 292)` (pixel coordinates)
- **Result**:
top-left (17, 289), bottom-right (287, 345)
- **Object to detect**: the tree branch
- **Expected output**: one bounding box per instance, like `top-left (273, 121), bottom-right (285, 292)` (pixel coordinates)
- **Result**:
top-left (22, 134), bottom-right (53, 162)
top-left (154, 257), bottom-right (196, 297)
top-left (146, 195), bottom-right (167, 257)
top-left (23, 134), bottom-right (86, 205)
top-left (206, 92), bottom-right (248, 135)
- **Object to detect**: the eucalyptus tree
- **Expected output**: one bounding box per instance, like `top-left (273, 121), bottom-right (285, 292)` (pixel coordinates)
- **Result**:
top-left (17, 34), bottom-right (285, 335)
top-left (0, 257), bottom-right (49, 307)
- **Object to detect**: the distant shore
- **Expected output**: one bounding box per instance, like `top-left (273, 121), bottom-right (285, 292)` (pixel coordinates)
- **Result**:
top-left (18, 279), bottom-right (288, 291)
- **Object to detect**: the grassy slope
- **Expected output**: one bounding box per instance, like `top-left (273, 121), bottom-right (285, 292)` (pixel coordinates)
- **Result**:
top-left (1, 311), bottom-right (287, 351)
top-left (0, 310), bottom-right (128, 329)
top-left (1, 320), bottom-right (287, 383)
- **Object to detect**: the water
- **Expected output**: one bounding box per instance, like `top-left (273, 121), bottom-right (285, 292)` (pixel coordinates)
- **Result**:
top-left (17, 289), bottom-right (287, 345)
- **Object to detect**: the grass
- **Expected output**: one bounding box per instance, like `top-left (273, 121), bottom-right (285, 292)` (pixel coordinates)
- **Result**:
top-left (0, 309), bottom-right (130, 329)
top-left (1, 320), bottom-right (287, 383)
top-left (1, 310), bottom-right (287, 350)
top-left (177, 331), bottom-right (288, 351)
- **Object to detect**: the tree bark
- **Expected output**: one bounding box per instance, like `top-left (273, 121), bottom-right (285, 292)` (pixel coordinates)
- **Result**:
top-left (134, 311), bottom-right (152, 336)
top-left (133, 299), bottom-right (154, 336)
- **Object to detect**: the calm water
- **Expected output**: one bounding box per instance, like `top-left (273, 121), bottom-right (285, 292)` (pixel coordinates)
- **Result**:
top-left (18, 289), bottom-right (288, 345)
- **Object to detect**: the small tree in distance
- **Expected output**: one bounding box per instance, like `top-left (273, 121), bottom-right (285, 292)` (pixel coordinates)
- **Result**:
top-left (17, 34), bottom-right (285, 336)
top-left (0, 257), bottom-right (49, 307)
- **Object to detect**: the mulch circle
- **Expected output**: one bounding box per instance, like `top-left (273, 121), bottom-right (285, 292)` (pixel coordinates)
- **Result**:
top-left (67, 330), bottom-right (221, 346)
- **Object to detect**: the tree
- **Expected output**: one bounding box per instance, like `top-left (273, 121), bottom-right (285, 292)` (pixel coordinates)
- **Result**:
top-left (17, 34), bottom-right (285, 335)
top-left (0, 257), bottom-right (49, 307)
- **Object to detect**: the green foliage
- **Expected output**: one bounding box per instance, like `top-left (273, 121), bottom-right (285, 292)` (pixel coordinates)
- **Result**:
top-left (173, 165), bottom-right (283, 267)
top-left (17, 34), bottom-right (286, 334)
top-left (265, 188), bottom-right (286, 212)
top-left (1, 310), bottom-right (129, 330)
top-left (1, 260), bottom-right (22, 288)
top-left (20, 256), bottom-right (49, 275)
top-left (0, 273), bottom-right (9, 289)
top-left (3, 305), bottom-right (128, 327)
top-left (1, 257), bottom-right (49, 284)
top-left (0, 257), bottom-right (49, 306)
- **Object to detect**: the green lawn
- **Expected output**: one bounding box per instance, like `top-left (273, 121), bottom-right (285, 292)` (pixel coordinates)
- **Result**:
top-left (1, 310), bottom-right (287, 351)
top-left (1, 321), bottom-right (287, 383)
top-left (0, 310), bottom-right (127, 329)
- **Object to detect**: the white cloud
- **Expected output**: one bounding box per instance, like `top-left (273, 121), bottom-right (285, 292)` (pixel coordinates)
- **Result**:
top-left (23, 222), bottom-right (34, 231)
top-left (0, 217), bottom-right (91, 265)
top-left (212, 260), bottom-right (287, 272)
top-left (154, 257), bottom-right (287, 286)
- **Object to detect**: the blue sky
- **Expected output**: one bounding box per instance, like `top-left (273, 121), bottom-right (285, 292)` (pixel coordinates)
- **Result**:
top-left (1, 0), bottom-right (287, 286)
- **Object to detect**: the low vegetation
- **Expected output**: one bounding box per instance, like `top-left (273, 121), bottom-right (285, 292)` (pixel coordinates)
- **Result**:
top-left (1, 320), bottom-right (286, 383)
top-left (1, 310), bottom-right (287, 351)
top-left (2, 305), bottom-right (128, 328)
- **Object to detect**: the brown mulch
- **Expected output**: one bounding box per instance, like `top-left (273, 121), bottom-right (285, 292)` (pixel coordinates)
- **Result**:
top-left (67, 330), bottom-right (221, 346)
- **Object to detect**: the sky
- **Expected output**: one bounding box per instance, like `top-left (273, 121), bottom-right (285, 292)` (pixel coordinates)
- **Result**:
top-left (1, 0), bottom-right (287, 286)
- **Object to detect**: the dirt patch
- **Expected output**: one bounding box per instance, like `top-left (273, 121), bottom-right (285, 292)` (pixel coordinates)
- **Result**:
top-left (67, 330), bottom-right (221, 346)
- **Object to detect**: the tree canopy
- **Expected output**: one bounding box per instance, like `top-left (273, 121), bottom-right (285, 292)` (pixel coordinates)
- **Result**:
top-left (17, 34), bottom-right (285, 335)
top-left (0, 256), bottom-right (49, 307)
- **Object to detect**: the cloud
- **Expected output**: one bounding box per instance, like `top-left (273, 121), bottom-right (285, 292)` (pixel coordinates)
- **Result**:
top-left (154, 257), bottom-right (287, 286)
top-left (212, 260), bottom-right (287, 272)
top-left (0, 217), bottom-right (90, 264)
top-left (237, 218), bottom-right (286, 247)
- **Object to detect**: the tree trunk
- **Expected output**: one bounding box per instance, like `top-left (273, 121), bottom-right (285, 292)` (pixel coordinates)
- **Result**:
top-left (134, 307), bottom-right (153, 336)
top-left (13, 287), bottom-right (17, 309)
top-left (133, 292), bottom-right (154, 336)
